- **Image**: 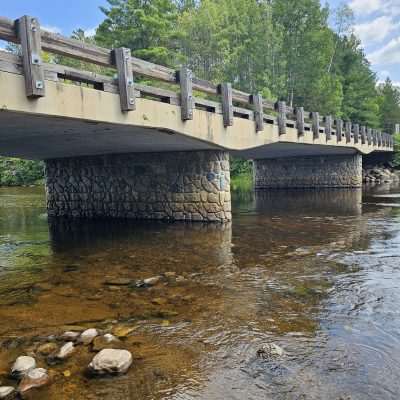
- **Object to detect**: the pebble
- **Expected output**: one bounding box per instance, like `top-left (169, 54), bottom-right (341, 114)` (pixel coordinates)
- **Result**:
top-left (0, 387), bottom-right (16, 399)
top-left (88, 349), bottom-right (132, 375)
top-left (143, 276), bottom-right (162, 286)
top-left (56, 342), bottom-right (75, 359)
top-left (10, 356), bottom-right (36, 379)
top-left (37, 343), bottom-right (58, 357)
top-left (18, 368), bottom-right (49, 393)
top-left (61, 331), bottom-right (80, 341)
top-left (80, 328), bottom-right (99, 345)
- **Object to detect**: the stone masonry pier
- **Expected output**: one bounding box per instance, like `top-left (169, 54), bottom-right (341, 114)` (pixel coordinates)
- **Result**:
top-left (254, 154), bottom-right (362, 189)
top-left (45, 150), bottom-right (231, 222)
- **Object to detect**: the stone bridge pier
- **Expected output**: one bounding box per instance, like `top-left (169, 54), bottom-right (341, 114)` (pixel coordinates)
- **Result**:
top-left (45, 150), bottom-right (232, 222)
top-left (253, 153), bottom-right (363, 189)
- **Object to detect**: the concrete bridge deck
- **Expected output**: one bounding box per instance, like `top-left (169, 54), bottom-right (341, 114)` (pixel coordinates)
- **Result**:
top-left (0, 15), bottom-right (395, 222)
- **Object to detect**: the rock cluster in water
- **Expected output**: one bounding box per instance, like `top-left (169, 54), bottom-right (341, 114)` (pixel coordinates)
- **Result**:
top-left (363, 165), bottom-right (400, 183)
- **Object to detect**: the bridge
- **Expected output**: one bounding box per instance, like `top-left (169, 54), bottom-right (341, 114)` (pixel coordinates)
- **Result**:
top-left (0, 15), bottom-right (394, 222)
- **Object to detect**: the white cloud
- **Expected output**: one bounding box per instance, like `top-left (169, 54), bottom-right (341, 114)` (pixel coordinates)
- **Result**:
top-left (354, 16), bottom-right (398, 45)
top-left (84, 27), bottom-right (97, 37)
top-left (42, 25), bottom-right (62, 34)
top-left (369, 36), bottom-right (400, 65)
top-left (349, 0), bottom-right (383, 15)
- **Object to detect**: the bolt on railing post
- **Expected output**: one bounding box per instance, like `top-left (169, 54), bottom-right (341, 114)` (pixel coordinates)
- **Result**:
top-left (16, 15), bottom-right (45, 98)
top-left (113, 47), bottom-right (135, 112)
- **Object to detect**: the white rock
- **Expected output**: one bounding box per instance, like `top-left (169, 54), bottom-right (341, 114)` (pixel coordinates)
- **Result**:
top-left (56, 342), bottom-right (75, 359)
top-left (103, 334), bottom-right (118, 343)
top-left (18, 368), bottom-right (49, 393)
top-left (257, 343), bottom-right (284, 358)
top-left (11, 356), bottom-right (36, 378)
top-left (143, 276), bottom-right (161, 286)
top-left (80, 328), bottom-right (99, 345)
top-left (61, 331), bottom-right (80, 341)
top-left (88, 349), bottom-right (132, 375)
top-left (0, 387), bottom-right (16, 399)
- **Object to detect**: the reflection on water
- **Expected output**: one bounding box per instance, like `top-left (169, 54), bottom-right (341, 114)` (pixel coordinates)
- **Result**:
top-left (0, 184), bottom-right (400, 399)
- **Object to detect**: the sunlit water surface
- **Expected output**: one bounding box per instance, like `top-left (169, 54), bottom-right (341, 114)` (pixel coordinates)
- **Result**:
top-left (0, 184), bottom-right (400, 399)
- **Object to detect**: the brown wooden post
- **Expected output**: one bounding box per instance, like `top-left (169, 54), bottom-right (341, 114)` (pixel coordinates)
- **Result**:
top-left (324, 115), bottom-right (332, 141)
top-left (220, 83), bottom-right (233, 127)
top-left (311, 112), bottom-right (320, 139)
top-left (345, 121), bottom-right (352, 143)
top-left (367, 128), bottom-right (372, 145)
top-left (16, 15), bottom-right (45, 98)
top-left (378, 131), bottom-right (382, 147)
top-left (372, 129), bottom-right (377, 145)
top-left (276, 101), bottom-right (286, 135)
top-left (252, 93), bottom-right (264, 132)
top-left (113, 47), bottom-right (135, 111)
top-left (179, 66), bottom-right (194, 121)
top-left (353, 124), bottom-right (360, 144)
top-left (360, 126), bottom-right (366, 144)
top-left (336, 119), bottom-right (343, 142)
top-left (296, 107), bottom-right (305, 137)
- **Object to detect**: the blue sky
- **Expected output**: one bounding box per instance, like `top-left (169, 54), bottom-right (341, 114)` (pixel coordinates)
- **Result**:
top-left (0, 0), bottom-right (399, 84)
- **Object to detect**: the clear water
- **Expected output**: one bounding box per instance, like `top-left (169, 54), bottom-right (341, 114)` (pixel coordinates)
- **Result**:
top-left (0, 184), bottom-right (399, 399)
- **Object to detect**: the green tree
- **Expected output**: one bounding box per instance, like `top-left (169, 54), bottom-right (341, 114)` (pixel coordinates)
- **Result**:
top-left (95, 0), bottom-right (179, 65)
top-left (378, 78), bottom-right (400, 134)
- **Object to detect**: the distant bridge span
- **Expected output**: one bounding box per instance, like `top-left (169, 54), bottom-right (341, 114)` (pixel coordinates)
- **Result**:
top-left (0, 15), bottom-right (394, 222)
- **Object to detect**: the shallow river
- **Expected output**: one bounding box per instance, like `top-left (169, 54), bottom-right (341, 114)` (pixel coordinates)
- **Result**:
top-left (0, 184), bottom-right (400, 399)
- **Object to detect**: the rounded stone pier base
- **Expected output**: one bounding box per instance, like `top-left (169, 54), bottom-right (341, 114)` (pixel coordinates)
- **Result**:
top-left (45, 150), bottom-right (231, 222)
top-left (254, 154), bottom-right (363, 189)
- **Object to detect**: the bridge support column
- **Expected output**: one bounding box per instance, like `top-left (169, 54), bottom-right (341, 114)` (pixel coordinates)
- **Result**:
top-left (45, 150), bottom-right (231, 222)
top-left (254, 154), bottom-right (362, 189)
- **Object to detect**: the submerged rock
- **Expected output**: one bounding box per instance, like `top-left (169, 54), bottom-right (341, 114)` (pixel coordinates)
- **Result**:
top-left (104, 277), bottom-right (132, 286)
top-left (257, 343), bottom-right (284, 359)
top-left (136, 276), bottom-right (162, 288)
top-left (112, 325), bottom-right (137, 338)
top-left (92, 334), bottom-right (120, 352)
top-left (80, 329), bottom-right (99, 345)
top-left (88, 349), bottom-right (132, 375)
top-left (61, 331), bottom-right (80, 341)
top-left (56, 342), bottom-right (75, 360)
top-left (10, 356), bottom-right (36, 379)
top-left (18, 368), bottom-right (49, 393)
top-left (37, 343), bottom-right (58, 357)
top-left (0, 387), bottom-right (17, 399)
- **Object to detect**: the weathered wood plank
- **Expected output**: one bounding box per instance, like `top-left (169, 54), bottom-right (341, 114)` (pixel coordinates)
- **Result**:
top-left (296, 107), bottom-right (305, 136)
top-left (276, 101), bottom-right (286, 135)
top-left (336, 119), bottom-right (343, 142)
top-left (360, 126), bottom-right (366, 144)
top-left (353, 124), bottom-right (360, 144)
top-left (220, 83), bottom-right (233, 127)
top-left (252, 94), bottom-right (264, 132)
top-left (367, 128), bottom-right (372, 145)
top-left (311, 112), bottom-right (319, 139)
top-left (179, 66), bottom-right (194, 121)
top-left (325, 115), bottom-right (332, 140)
top-left (113, 47), bottom-right (135, 111)
top-left (16, 16), bottom-right (45, 98)
top-left (345, 121), bottom-right (352, 143)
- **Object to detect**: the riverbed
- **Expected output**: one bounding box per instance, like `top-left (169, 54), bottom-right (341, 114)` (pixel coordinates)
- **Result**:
top-left (0, 184), bottom-right (399, 399)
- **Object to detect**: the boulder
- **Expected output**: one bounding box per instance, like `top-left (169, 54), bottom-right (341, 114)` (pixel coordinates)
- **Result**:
top-left (80, 329), bottom-right (99, 345)
top-left (257, 343), bottom-right (284, 359)
top-left (88, 349), bottom-right (132, 375)
top-left (10, 356), bottom-right (36, 379)
top-left (18, 368), bottom-right (49, 393)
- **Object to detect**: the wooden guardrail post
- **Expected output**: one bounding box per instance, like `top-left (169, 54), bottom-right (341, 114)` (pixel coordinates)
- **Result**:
top-left (296, 107), bottom-right (305, 136)
top-left (276, 101), bottom-right (286, 135)
top-left (360, 126), bottom-right (366, 144)
top-left (378, 131), bottom-right (382, 147)
top-left (345, 121), bottom-right (352, 143)
top-left (372, 129), bottom-right (377, 145)
top-left (16, 15), bottom-right (45, 98)
top-left (178, 66), bottom-right (194, 121)
top-left (353, 124), bottom-right (359, 144)
top-left (113, 47), bottom-right (135, 111)
top-left (336, 119), bottom-right (343, 142)
top-left (252, 94), bottom-right (264, 132)
top-left (367, 128), bottom-right (372, 145)
top-left (220, 83), bottom-right (233, 127)
top-left (311, 112), bottom-right (319, 139)
top-left (324, 115), bottom-right (332, 141)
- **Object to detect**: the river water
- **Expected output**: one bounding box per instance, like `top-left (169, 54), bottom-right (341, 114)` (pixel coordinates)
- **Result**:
top-left (0, 184), bottom-right (400, 399)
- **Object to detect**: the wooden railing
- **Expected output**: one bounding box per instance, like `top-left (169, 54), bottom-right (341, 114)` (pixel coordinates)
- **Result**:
top-left (0, 15), bottom-right (394, 150)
